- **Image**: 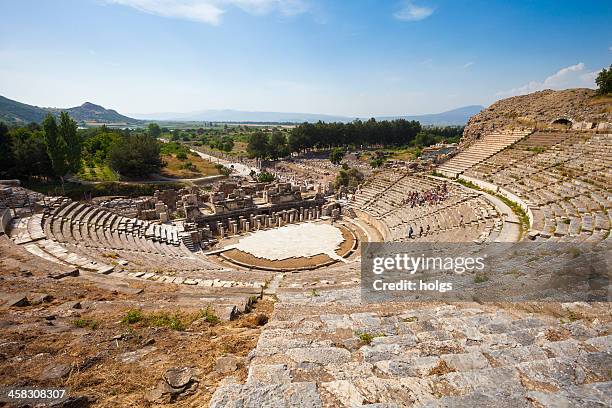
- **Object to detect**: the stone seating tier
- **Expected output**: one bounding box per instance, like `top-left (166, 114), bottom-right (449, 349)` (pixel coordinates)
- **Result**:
top-left (210, 291), bottom-right (612, 406)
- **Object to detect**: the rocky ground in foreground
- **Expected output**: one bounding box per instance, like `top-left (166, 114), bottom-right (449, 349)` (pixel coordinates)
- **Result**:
top-left (0, 236), bottom-right (272, 407)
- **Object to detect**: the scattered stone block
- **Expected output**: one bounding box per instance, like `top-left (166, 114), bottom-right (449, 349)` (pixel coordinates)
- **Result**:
top-left (1, 293), bottom-right (29, 307)
top-left (41, 363), bottom-right (71, 380)
top-left (214, 355), bottom-right (241, 375)
top-left (163, 366), bottom-right (198, 389)
top-left (247, 364), bottom-right (292, 384)
top-left (287, 347), bottom-right (351, 365)
top-left (28, 293), bottom-right (53, 305)
top-left (210, 382), bottom-right (322, 408)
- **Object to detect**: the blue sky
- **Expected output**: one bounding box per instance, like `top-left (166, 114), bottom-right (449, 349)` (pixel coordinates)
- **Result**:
top-left (0, 0), bottom-right (610, 116)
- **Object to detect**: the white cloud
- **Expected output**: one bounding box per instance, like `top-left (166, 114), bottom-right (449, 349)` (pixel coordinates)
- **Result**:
top-left (394, 1), bottom-right (433, 22)
top-left (609, 46), bottom-right (612, 51)
top-left (104, 0), bottom-right (308, 25)
top-left (230, 0), bottom-right (307, 16)
top-left (463, 61), bottom-right (474, 69)
top-left (496, 62), bottom-right (601, 97)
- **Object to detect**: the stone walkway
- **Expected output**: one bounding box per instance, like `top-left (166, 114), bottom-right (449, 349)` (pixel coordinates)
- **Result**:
top-left (210, 286), bottom-right (612, 407)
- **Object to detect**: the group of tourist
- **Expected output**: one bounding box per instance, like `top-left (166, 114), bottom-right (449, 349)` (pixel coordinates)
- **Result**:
top-left (401, 183), bottom-right (449, 208)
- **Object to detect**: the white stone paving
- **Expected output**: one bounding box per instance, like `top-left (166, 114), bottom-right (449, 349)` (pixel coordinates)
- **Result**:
top-left (228, 222), bottom-right (345, 261)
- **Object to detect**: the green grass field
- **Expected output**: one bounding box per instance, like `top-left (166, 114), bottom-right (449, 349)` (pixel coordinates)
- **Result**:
top-left (77, 163), bottom-right (119, 182)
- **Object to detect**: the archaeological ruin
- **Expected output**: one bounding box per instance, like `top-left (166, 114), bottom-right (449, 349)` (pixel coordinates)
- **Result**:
top-left (1, 88), bottom-right (610, 407)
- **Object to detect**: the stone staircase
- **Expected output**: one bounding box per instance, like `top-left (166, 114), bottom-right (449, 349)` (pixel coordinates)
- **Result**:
top-left (437, 130), bottom-right (532, 178)
top-left (210, 289), bottom-right (612, 407)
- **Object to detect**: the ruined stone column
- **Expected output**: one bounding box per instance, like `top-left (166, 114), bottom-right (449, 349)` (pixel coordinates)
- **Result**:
top-left (217, 222), bottom-right (225, 238)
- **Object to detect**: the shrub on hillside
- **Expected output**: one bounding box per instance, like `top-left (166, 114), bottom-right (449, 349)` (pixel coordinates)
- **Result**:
top-left (109, 134), bottom-right (162, 177)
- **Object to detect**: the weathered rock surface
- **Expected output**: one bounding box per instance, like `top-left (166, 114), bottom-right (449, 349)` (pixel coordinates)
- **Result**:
top-left (462, 88), bottom-right (611, 146)
top-left (210, 382), bottom-right (322, 408)
top-left (211, 289), bottom-right (612, 407)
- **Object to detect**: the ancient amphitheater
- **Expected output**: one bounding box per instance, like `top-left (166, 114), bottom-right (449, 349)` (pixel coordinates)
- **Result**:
top-left (0, 90), bottom-right (610, 407)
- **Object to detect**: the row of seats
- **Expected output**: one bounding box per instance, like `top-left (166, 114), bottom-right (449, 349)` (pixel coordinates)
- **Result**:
top-left (463, 131), bottom-right (612, 242)
top-left (211, 290), bottom-right (612, 406)
top-left (352, 171), bottom-right (410, 209)
top-left (9, 198), bottom-right (270, 289)
top-left (351, 175), bottom-right (501, 243)
top-left (437, 129), bottom-right (532, 177)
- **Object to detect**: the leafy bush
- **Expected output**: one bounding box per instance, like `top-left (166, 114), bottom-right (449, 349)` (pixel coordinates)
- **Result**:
top-left (257, 171), bottom-right (275, 183)
top-left (329, 147), bottom-right (345, 165)
top-left (355, 331), bottom-right (385, 345)
top-left (334, 167), bottom-right (364, 190)
top-left (146, 311), bottom-right (185, 331)
top-left (122, 309), bottom-right (143, 324)
top-left (181, 161), bottom-right (196, 171)
top-left (121, 309), bottom-right (188, 331)
top-left (73, 318), bottom-right (99, 330)
top-left (109, 134), bottom-right (162, 177)
top-left (370, 157), bottom-right (385, 168)
top-left (474, 274), bottom-right (489, 284)
top-left (199, 306), bottom-right (220, 324)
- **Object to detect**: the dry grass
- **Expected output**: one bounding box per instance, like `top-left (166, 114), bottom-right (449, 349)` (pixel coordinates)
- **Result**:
top-left (587, 95), bottom-right (612, 114)
top-left (0, 237), bottom-right (274, 407)
top-left (160, 153), bottom-right (221, 179)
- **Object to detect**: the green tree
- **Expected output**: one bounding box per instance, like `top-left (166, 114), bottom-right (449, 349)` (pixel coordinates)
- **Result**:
top-left (148, 123), bottom-right (162, 139)
top-left (370, 157), bottom-right (385, 168)
top-left (329, 147), bottom-right (345, 165)
top-left (11, 128), bottom-right (53, 179)
top-left (43, 113), bottom-right (69, 185)
top-left (334, 167), bottom-right (364, 190)
top-left (109, 134), bottom-right (162, 177)
top-left (414, 132), bottom-right (437, 147)
top-left (58, 112), bottom-right (81, 174)
top-left (596, 65), bottom-right (612, 95)
top-left (0, 122), bottom-right (13, 173)
top-left (82, 129), bottom-right (121, 165)
top-left (247, 131), bottom-right (270, 159)
top-left (269, 132), bottom-right (288, 160)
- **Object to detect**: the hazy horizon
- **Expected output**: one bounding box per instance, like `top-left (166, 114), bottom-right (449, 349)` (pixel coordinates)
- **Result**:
top-left (1, 0), bottom-right (610, 116)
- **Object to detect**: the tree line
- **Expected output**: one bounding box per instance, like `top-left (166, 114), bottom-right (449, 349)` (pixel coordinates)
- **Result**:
top-left (0, 114), bottom-right (164, 185)
top-left (245, 119), bottom-right (464, 159)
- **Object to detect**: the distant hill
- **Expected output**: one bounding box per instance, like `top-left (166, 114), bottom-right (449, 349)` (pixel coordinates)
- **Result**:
top-left (1, 94), bottom-right (482, 126)
top-left (58, 102), bottom-right (137, 124)
top-left (0, 95), bottom-right (49, 124)
top-left (0, 95), bottom-right (140, 125)
top-left (131, 109), bottom-right (351, 123)
top-left (131, 105), bottom-right (484, 125)
top-left (378, 105), bottom-right (484, 126)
